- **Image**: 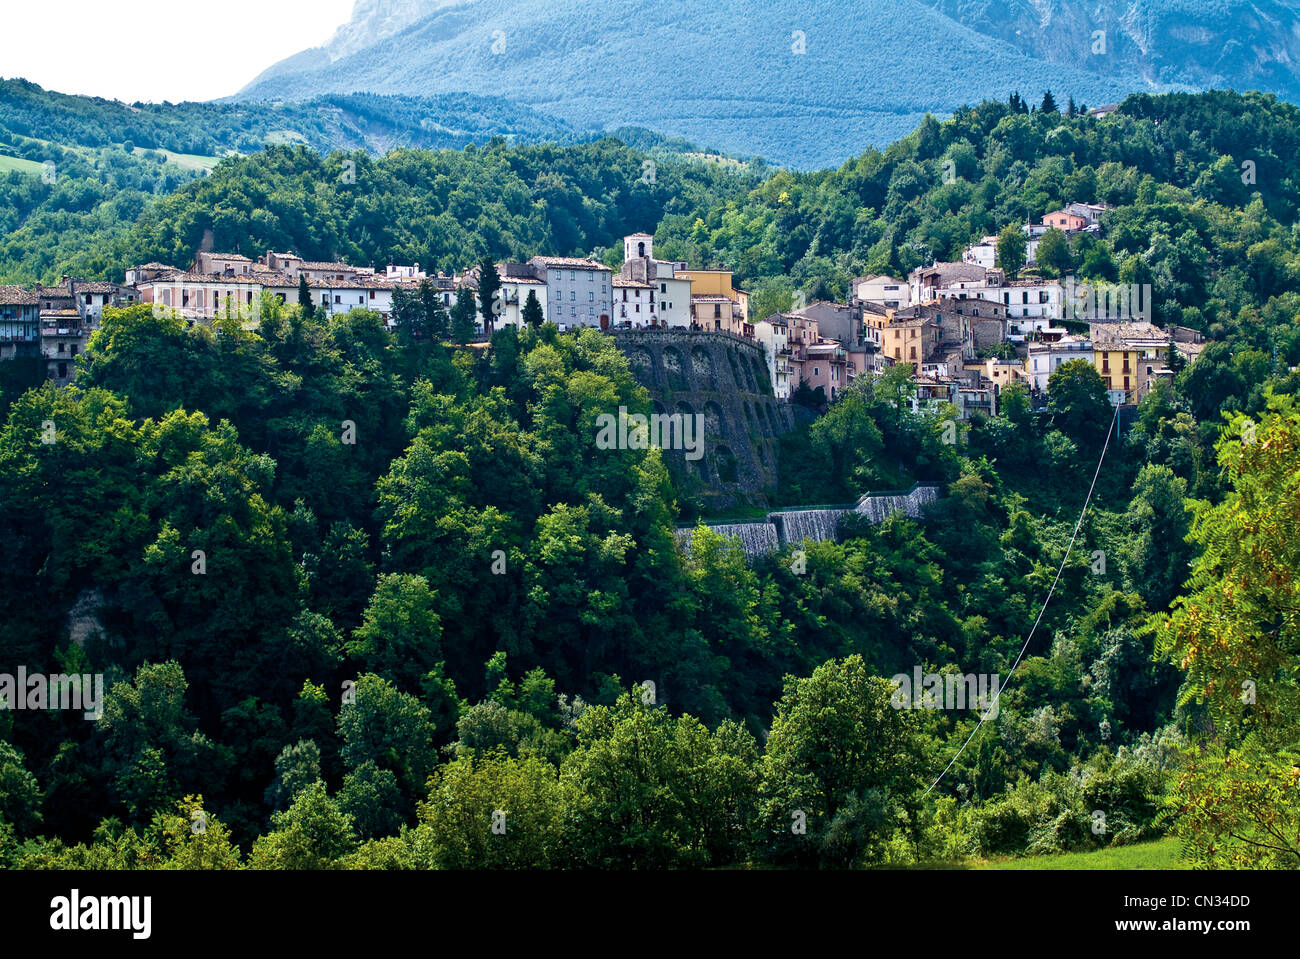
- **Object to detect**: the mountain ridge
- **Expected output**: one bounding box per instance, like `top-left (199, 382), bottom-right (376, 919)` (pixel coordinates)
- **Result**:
top-left (234, 0), bottom-right (1159, 167)
top-left (229, 0), bottom-right (1300, 167)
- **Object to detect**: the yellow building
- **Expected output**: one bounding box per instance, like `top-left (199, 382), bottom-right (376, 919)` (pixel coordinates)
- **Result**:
top-left (1089, 322), bottom-right (1171, 402)
top-left (679, 269), bottom-right (749, 329)
top-left (962, 357), bottom-right (1026, 389)
top-left (863, 310), bottom-right (934, 365)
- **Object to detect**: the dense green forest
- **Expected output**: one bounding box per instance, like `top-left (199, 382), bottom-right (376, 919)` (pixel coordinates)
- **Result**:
top-left (0, 89), bottom-right (1297, 868)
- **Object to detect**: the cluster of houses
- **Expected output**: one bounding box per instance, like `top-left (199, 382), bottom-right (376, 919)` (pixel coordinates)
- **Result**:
top-left (962, 201), bottom-right (1110, 271)
top-left (1, 219), bottom-right (1201, 411)
top-left (0, 279), bottom-right (140, 385)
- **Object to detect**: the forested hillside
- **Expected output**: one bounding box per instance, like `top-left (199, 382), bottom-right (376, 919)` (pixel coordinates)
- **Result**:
top-left (1, 89), bottom-right (1298, 868)
top-left (0, 78), bottom-right (576, 156)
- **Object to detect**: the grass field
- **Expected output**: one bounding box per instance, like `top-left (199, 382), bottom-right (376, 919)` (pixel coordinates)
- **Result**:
top-left (0, 154), bottom-right (49, 175)
top-left (968, 838), bottom-right (1185, 870)
top-left (130, 145), bottom-right (226, 172)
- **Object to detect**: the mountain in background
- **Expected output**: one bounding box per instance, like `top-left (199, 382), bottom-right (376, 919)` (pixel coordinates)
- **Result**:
top-left (928, 0), bottom-right (1300, 97)
top-left (233, 0), bottom-right (1300, 167)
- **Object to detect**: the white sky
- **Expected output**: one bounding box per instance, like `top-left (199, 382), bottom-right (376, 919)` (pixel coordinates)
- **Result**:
top-left (1, 0), bottom-right (355, 103)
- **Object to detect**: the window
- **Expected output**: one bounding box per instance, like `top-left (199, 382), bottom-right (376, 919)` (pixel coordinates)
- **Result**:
top-left (570, 270), bottom-right (576, 280)
top-left (570, 291), bottom-right (575, 301)
top-left (589, 292), bottom-right (594, 302)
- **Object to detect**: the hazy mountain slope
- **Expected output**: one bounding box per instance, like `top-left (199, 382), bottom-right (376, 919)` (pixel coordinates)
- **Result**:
top-left (929, 0), bottom-right (1300, 101)
top-left (0, 78), bottom-right (577, 157)
top-left (234, 0), bottom-right (1146, 167)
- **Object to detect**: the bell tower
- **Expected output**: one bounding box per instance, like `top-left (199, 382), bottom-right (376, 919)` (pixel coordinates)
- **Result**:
top-left (623, 233), bottom-right (653, 264)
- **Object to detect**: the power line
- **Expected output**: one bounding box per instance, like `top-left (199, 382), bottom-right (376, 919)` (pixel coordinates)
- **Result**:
top-left (923, 398), bottom-right (1121, 796)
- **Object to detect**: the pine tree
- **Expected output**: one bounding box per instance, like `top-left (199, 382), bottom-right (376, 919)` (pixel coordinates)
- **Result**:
top-left (390, 285), bottom-right (421, 341)
top-left (419, 280), bottom-right (449, 340)
top-left (1066, 96), bottom-right (1077, 118)
top-left (522, 289), bottom-right (544, 329)
top-left (477, 259), bottom-right (502, 335)
top-left (451, 287), bottom-right (477, 344)
top-left (1041, 90), bottom-right (1058, 113)
top-left (297, 275), bottom-right (314, 320)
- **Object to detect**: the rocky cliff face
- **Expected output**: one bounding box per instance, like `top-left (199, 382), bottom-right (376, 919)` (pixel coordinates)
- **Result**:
top-left (929, 0), bottom-right (1300, 100)
top-left (324, 0), bottom-right (455, 61)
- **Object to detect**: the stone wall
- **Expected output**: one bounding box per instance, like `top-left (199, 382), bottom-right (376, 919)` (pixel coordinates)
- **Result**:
top-left (678, 483), bottom-right (942, 559)
top-left (611, 330), bottom-right (795, 507)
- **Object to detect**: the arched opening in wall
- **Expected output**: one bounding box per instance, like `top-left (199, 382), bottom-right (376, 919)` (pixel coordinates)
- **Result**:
top-left (756, 442), bottom-right (768, 466)
top-left (704, 400), bottom-right (726, 437)
top-left (665, 345), bottom-right (696, 389)
top-left (691, 346), bottom-right (719, 390)
top-left (743, 401), bottom-right (756, 430)
top-left (675, 400), bottom-right (697, 450)
top-left (751, 355), bottom-right (770, 394)
top-left (626, 347), bottom-right (659, 388)
top-left (652, 399), bottom-right (668, 435)
top-left (694, 455), bottom-right (711, 483)
top-left (662, 346), bottom-right (691, 391)
top-left (715, 444), bottom-right (739, 484)
top-left (725, 350), bottom-right (744, 390)
top-left (764, 402), bottom-right (779, 434)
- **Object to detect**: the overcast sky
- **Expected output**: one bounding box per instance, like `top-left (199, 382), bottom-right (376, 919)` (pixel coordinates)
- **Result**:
top-left (2, 0), bottom-right (355, 103)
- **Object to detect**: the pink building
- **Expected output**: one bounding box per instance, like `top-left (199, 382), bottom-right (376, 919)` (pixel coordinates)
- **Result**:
top-left (1043, 210), bottom-right (1088, 233)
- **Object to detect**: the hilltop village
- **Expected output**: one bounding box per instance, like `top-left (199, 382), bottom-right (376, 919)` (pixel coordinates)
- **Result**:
top-left (1, 205), bottom-right (1202, 414)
